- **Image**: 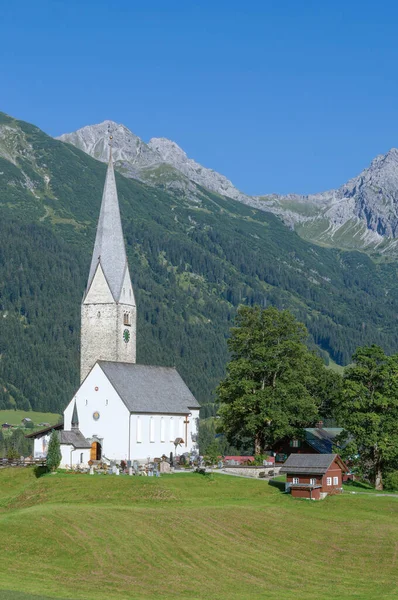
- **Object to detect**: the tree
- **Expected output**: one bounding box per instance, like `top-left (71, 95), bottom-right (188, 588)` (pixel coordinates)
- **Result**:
top-left (46, 430), bottom-right (62, 471)
top-left (334, 345), bottom-right (398, 490)
top-left (217, 306), bottom-right (326, 455)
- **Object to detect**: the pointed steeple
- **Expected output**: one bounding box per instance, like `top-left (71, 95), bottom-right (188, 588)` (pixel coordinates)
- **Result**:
top-left (85, 148), bottom-right (130, 302)
top-left (71, 401), bottom-right (79, 430)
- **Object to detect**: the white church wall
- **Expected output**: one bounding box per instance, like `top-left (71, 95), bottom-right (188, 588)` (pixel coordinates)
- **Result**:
top-left (64, 364), bottom-right (131, 461)
top-left (60, 445), bottom-right (90, 468)
top-left (129, 410), bottom-right (199, 461)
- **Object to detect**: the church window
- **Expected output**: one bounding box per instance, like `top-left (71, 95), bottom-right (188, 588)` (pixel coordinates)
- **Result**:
top-left (160, 417), bottom-right (165, 442)
top-left (105, 399), bottom-right (108, 406)
top-left (136, 417), bottom-right (142, 443)
top-left (85, 399), bottom-right (88, 406)
top-left (150, 417), bottom-right (155, 443)
top-left (80, 453), bottom-right (83, 464)
top-left (169, 417), bottom-right (174, 441)
top-left (178, 417), bottom-right (184, 439)
top-left (97, 311), bottom-right (101, 318)
top-left (124, 312), bottom-right (131, 326)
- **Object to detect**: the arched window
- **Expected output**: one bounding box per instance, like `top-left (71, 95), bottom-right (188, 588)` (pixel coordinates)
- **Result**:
top-left (124, 312), bottom-right (130, 326)
top-left (136, 416), bottom-right (142, 443)
top-left (169, 417), bottom-right (174, 442)
top-left (80, 453), bottom-right (83, 464)
top-left (160, 417), bottom-right (165, 442)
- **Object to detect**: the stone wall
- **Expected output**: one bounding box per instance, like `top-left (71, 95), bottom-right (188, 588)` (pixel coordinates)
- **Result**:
top-left (221, 466), bottom-right (281, 478)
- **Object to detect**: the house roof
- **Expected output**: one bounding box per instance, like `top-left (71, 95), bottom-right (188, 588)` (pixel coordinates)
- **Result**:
top-left (25, 422), bottom-right (63, 439)
top-left (304, 427), bottom-right (343, 453)
top-left (280, 453), bottom-right (347, 475)
top-left (98, 361), bottom-right (200, 414)
top-left (59, 430), bottom-right (91, 449)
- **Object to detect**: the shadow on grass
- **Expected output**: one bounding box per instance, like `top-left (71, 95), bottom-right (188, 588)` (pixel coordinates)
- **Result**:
top-left (343, 480), bottom-right (375, 492)
top-left (268, 479), bottom-right (286, 492)
top-left (33, 465), bottom-right (50, 478)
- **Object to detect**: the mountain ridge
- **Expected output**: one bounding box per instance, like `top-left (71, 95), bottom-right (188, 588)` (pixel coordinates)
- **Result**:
top-left (59, 120), bottom-right (398, 257)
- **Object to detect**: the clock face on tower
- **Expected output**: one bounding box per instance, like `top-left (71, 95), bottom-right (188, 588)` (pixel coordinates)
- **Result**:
top-left (123, 329), bottom-right (130, 344)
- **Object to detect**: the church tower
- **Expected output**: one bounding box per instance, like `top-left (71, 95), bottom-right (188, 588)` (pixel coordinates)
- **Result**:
top-left (80, 144), bottom-right (136, 382)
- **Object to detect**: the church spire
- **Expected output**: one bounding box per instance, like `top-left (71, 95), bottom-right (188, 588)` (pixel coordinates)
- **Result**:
top-left (80, 127), bottom-right (137, 383)
top-left (71, 400), bottom-right (79, 430)
top-left (85, 137), bottom-right (130, 302)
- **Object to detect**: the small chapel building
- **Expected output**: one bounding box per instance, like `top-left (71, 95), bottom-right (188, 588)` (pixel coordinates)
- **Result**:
top-left (30, 144), bottom-right (200, 466)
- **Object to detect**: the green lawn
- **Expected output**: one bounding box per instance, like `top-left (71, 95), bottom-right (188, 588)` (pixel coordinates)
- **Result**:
top-left (0, 410), bottom-right (61, 427)
top-left (0, 469), bottom-right (397, 600)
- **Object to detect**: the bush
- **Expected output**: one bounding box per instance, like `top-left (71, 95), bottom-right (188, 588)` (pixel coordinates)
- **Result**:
top-left (384, 471), bottom-right (398, 492)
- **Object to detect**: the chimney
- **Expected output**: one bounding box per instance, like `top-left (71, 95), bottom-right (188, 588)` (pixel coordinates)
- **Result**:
top-left (315, 420), bottom-right (324, 429)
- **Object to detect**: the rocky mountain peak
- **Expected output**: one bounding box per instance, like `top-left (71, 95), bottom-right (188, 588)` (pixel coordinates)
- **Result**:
top-left (57, 121), bottom-right (161, 170)
top-left (148, 137), bottom-right (188, 162)
top-left (57, 119), bottom-right (398, 256)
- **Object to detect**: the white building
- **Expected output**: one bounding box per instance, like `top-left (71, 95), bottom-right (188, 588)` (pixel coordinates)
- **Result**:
top-left (30, 144), bottom-right (200, 466)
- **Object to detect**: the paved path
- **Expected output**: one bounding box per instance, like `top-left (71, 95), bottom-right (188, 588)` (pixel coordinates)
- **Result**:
top-left (346, 491), bottom-right (398, 498)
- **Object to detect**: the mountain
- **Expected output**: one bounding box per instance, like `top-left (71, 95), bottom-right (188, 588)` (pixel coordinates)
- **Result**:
top-left (58, 121), bottom-right (250, 205)
top-left (59, 121), bottom-right (398, 257)
top-left (2, 111), bottom-right (398, 416)
top-left (256, 149), bottom-right (398, 256)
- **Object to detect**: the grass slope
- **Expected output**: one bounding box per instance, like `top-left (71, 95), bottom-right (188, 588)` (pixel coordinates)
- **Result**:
top-left (0, 410), bottom-right (60, 426)
top-left (0, 469), bottom-right (397, 600)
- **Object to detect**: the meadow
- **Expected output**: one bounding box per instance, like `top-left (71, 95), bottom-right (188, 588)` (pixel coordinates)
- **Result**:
top-left (0, 410), bottom-right (61, 427)
top-left (0, 469), bottom-right (397, 600)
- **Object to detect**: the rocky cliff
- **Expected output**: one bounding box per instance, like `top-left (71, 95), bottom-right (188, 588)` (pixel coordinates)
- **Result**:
top-left (58, 121), bottom-right (398, 256)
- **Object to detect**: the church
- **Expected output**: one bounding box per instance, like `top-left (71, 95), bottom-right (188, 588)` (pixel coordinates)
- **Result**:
top-left (30, 145), bottom-right (200, 466)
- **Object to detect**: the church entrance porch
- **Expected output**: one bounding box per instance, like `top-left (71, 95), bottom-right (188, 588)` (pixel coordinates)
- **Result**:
top-left (90, 441), bottom-right (102, 461)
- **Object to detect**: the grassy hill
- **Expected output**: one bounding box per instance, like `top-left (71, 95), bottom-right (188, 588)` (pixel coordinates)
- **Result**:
top-left (2, 111), bottom-right (398, 414)
top-left (0, 410), bottom-right (60, 426)
top-left (0, 469), bottom-right (397, 600)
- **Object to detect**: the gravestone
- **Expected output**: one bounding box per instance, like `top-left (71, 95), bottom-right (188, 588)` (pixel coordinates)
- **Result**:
top-left (159, 461), bottom-right (171, 474)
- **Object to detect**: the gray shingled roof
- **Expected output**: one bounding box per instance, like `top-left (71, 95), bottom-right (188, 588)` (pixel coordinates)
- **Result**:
top-left (98, 361), bottom-right (200, 414)
top-left (279, 453), bottom-right (339, 475)
top-left (85, 156), bottom-right (130, 302)
top-left (59, 430), bottom-right (91, 449)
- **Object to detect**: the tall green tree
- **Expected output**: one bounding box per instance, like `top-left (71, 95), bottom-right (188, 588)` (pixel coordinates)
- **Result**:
top-left (217, 306), bottom-right (327, 455)
top-left (46, 430), bottom-right (62, 471)
top-left (334, 345), bottom-right (398, 490)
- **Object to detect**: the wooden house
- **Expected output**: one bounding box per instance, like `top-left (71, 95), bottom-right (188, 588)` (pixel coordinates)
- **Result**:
top-left (280, 453), bottom-right (348, 500)
top-left (272, 421), bottom-right (343, 463)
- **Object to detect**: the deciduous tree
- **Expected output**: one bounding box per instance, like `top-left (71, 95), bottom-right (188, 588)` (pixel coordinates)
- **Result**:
top-left (217, 306), bottom-right (328, 455)
top-left (334, 345), bottom-right (398, 490)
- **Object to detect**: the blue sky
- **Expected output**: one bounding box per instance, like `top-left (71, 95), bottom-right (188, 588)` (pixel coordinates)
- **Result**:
top-left (2, 0), bottom-right (398, 195)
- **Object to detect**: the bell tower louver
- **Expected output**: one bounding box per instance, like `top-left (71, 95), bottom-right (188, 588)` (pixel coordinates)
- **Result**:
top-left (80, 145), bottom-right (136, 382)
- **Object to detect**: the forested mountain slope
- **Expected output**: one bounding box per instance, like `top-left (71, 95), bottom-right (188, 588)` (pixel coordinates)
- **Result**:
top-left (1, 111), bottom-right (398, 414)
